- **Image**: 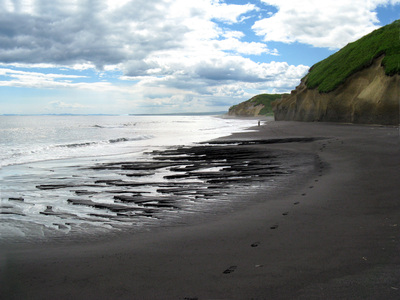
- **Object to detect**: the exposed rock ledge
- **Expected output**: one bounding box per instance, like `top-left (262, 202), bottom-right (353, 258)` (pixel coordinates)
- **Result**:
top-left (273, 56), bottom-right (400, 125)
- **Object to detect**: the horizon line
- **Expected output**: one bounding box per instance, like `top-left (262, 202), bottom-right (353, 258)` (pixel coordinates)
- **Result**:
top-left (0, 111), bottom-right (228, 117)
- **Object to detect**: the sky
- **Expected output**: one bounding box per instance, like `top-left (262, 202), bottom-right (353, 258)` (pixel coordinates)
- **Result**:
top-left (0, 0), bottom-right (399, 115)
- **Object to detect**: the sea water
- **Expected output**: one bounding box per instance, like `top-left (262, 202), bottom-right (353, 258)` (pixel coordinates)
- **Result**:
top-left (0, 115), bottom-right (259, 241)
top-left (0, 115), bottom-right (258, 168)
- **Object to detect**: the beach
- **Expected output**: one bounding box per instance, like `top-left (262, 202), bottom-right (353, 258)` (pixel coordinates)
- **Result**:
top-left (1, 120), bottom-right (399, 299)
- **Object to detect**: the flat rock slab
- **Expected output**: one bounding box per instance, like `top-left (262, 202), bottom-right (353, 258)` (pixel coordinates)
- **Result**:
top-left (25, 141), bottom-right (314, 229)
top-left (67, 198), bottom-right (134, 212)
top-left (8, 197), bottom-right (25, 201)
top-left (36, 184), bottom-right (76, 190)
top-left (202, 137), bottom-right (325, 145)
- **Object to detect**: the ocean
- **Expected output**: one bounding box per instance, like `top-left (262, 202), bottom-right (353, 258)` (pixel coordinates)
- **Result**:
top-left (0, 115), bottom-right (261, 241)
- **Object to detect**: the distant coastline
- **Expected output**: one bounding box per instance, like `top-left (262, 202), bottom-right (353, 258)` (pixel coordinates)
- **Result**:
top-left (0, 113), bottom-right (119, 116)
top-left (129, 111), bottom-right (227, 116)
top-left (1, 112), bottom-right (227, 117)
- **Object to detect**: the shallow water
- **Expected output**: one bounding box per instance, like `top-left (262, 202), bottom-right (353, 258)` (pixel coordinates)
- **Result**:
top-left (1, 115), bottom-right (266, 241)
top-left (0, 115), bottom-right (258, 167)
top-left (1, 116), bottom-right (317, 243)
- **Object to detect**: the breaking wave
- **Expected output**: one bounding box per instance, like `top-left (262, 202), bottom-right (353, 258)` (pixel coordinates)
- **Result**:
top-left (1, 135), bottom-right (154, 168)
top-left (56, 136), bottom-right (153, 149)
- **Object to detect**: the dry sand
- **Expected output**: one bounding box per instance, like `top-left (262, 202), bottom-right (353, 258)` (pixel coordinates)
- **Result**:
top-left (1, 120), bottom-right (400, 299)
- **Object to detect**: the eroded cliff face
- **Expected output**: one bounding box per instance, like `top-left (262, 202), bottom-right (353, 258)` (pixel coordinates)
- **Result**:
top-left (273, 56), bottom-right (400, 125)
top-left (228, 103), bottom-right (264, 117)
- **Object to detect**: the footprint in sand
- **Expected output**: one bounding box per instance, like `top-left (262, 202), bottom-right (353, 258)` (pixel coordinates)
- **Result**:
top-left (282, 212), bottom-right (289, 216)
top-left (251, 242), bottom-right (260, 247)
top-left (223, 266), bottom-right (237, 274)
top-left (270, 224), bottom-right (279, 229)
top-left (294, 201), bottom-right (300, 205)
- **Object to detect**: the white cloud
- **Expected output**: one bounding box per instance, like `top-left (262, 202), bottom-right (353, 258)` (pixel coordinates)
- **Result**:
top-left (208, 84), bottom-right (246, 98)
top-left (216, 38), bottom-right (276, 55)
top-left (0, 67), bottom-right (119, 91)
top-left (0, 0), bottom-right (265, 68)
top-left (0, 0), bottom-right (313, 113)
top-left (208, 1), bottom-right (258, 23)
top-left (124, 55), bottom-right (309, 93)
top-left (0, 68), bottom-right (85, 80)
top-left (49, 100), bottom-right (91, 109)
top-left (253, 0), bottom-right (397, 49)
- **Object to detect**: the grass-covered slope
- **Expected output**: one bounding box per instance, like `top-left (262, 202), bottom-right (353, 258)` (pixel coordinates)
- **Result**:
top-left (228, 94), bottom-right (284, 116)
top-left (306, 19), bottom-right (400, 93)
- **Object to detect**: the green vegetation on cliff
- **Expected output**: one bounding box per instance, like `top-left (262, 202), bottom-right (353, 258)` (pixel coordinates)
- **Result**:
top-left (228, 94), bottom-right (283, 116)
top-left (306, 19), bottom-right (400, 93)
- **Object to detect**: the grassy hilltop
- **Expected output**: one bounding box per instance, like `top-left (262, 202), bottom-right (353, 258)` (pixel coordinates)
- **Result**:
top-left (230, 20), bottom-right (400, 124)
top-left (306, 19), bottom-right (400, 93)
top-left (273, 19), bottom-right (400, 125)
top-left (228, 94), bottom-right (284, 117)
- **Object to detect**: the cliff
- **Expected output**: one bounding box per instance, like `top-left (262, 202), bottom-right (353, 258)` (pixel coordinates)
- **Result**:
top-left (228, 94), bottom-right (283, 117)
top-left (273, 20), bottom-right (400, 125)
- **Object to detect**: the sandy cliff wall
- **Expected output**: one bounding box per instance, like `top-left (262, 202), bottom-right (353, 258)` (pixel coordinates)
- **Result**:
top-left (228, 103), bottom-right (264, 117)
top-left (273, 56), bottom-right (400, 125)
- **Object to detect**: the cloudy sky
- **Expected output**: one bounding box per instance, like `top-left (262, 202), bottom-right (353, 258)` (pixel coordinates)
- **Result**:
top-left (1, 0), bottom-right (399, 114)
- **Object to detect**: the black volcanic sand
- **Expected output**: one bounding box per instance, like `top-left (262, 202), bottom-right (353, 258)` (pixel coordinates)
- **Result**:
top-left (1, 121), bottom-right (400, 299)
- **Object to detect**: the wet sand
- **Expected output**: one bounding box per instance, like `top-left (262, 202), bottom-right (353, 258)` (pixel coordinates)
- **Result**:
top-left (1, 121), bottom-right (400, 299)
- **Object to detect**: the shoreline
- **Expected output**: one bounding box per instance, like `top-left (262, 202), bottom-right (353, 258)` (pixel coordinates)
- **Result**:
top-left (0, 115), bottom-right (260, 242)
top-left (1, 120), bottom-right (400, 299)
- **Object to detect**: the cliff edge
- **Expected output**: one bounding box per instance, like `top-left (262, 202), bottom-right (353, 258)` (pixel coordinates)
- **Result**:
top-left (273, 20), bottom-right (400, 125)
